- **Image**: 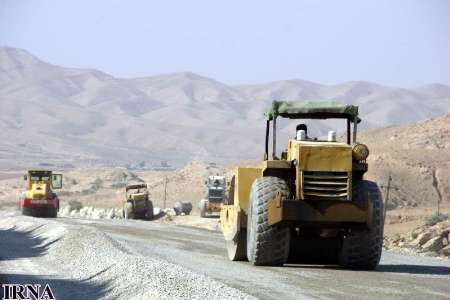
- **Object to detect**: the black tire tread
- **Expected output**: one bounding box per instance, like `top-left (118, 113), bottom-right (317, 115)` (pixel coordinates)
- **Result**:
top-left (226, 229), bottom-right (247, 261)
top-left (199, 199), bottom-right (207, 218)
top-left (124, 202), bottom-right (134, 219)
top-left (339, 180), bottom-right (384, 270)
top-left (146, 200), bottom-right (154, 220)
top-left (247, 177), bottom-right (290, 266)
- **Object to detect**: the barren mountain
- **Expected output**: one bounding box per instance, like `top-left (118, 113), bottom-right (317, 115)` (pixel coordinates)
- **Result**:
top-left (1, 46), bottom-right (449, 168)
top-left (0, 115), bottom-right (448, 214)
top-left (361, 114), bottom-right (450, 209)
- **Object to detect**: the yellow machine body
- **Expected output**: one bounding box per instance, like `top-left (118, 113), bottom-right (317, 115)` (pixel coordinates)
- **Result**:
top-left (220, 101), bottom-right (383, 269)
top-left (288, 140), bottom-right (352, 200)
top-left (220, 139), bottom-right (366, 240)
top-left (20, 170), bottom-right (62, 218)
top-left (26, 182), bottom-right (50, 200)
top-left (25, 170), bottom-right (61, 200)
top-left (124, 184), bottom-right (150, 212)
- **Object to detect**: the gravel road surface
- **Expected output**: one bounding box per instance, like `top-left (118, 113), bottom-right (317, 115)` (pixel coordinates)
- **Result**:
top-left (1, 210), bottom-right (449, 299)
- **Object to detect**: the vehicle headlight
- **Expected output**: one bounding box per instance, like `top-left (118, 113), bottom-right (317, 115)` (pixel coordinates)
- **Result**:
top-left (352, 143), bottom-right (369, 161)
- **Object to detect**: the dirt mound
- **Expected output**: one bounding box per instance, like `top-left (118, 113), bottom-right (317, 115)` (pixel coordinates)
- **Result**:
top-left (137, 161), bottom-right (227, 210)
top-left (55, 168), bottom-right (145, 208)
top-left (0, 211), bottom-right (254, 299)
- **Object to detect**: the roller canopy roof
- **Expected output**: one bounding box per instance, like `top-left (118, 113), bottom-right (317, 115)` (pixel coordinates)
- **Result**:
top-left (126, 183), bottom-right (148, 191)
top-left (266, 101), bottom-right (360, 122)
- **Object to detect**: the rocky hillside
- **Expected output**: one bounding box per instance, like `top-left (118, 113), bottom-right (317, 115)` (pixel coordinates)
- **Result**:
top-left (385, 216), bottom-right (450, 258)
top-left (360, 114), bottom-right (450, 208)
top-left (1, 46), bottom-right (450, 168)
top-left (1, 115), bottom-right (449, 212)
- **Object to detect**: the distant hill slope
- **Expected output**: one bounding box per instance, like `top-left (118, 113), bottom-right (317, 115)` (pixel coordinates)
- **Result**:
top-left (361, 114), bottom-right (450, 208)
top-left (1, 46), bottom-right (450, 168)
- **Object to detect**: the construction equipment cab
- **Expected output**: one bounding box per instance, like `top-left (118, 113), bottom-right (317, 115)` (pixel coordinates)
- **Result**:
top-left (123, 183), bottom-right (154, 220)
top-left (220, 101), bottom-right (383, 270)
top-left (19, 170), bottom-right (62, 218)
top-left (198, 175), bottom-right (227, 217)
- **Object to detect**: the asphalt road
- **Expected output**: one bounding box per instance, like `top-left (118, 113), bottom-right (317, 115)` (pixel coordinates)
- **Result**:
top-left (56, 217), bottom-right (450, 300)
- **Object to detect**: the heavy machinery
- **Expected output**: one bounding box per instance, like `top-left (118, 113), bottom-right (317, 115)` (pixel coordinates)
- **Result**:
top-left (123, 183), bottom-right (154, 220)
top-left (198, 175), bottom-right (227, 218)
top-left (174, 201), bottom-right (193, 215)
top-left (19, 170), bottom-right (62, 218)
top-left (220, 101), bottom-right (383, 270)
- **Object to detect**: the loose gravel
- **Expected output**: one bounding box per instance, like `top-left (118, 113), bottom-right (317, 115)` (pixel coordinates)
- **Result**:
top-left (0, 212), bottom-right (254, 299)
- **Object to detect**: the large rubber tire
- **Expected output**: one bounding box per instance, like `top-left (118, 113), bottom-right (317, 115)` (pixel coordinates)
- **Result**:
top-left (199, 200), bottom-right (207, 218)
top-left (124, 202), bottom-right (134, 220)
top-left (25, 208), bottom-right (42, 218)
top-left (145, 201), bottom-right (154, 220)
top-left (247, 177), bottom-right (291, 266)
top-left (339, 180), bottom-right (384, 270)
top-left (46, 207), bottom-right (57, 218)
top-left (174, 202), bottom-right (193, 215)
top-left (226, 176), bottom-right (235, 205)
top-left (226, 229), bottom-right (247, 261)
top-left (21, 207), bottom-right (31, 216)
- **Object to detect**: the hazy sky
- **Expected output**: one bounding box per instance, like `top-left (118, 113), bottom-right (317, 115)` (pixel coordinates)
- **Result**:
top-left (0, 0), bottom-right (449, 87)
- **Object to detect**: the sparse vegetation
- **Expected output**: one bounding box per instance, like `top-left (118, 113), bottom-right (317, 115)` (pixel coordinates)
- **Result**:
top-left (110, 182), bottom-right (127, 188)
top-left (91, 178), bottom-right (103, 190)
top-left (425, 213), bottom-right (449, 226)
top-left (68, 200), bottom-right (83, 212)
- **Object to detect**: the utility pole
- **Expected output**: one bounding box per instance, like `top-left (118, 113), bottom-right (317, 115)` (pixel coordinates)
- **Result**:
top-left (163, 176), bottom-right (168, 209)
top-left (437, 192), bottom-right (440, 216)
top-left (432, 169), bottom-right (441, 217)
top-left (384, 174), bottom-right (392, 222)
top-left (381, 174), bottom-right (399, 224)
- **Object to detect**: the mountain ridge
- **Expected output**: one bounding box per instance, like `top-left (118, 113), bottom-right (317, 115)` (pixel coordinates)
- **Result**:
top-left (1, 46), bottom-right (449, 168)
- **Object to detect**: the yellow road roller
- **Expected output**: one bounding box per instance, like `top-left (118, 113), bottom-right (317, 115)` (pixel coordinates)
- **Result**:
top-left (220, 101), bottom-right (383, 270)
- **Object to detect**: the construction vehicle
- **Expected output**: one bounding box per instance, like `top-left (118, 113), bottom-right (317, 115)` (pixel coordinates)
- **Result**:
top-left (19, 170), bottom-right (62, 218)
top-left (198, 175), bottom-right (227, 217)
top-left (174, 202), bottom-right (193, 215)
top-left (220, 101), bottom-right (383, 270)
top-left (123, 183), bottom-right (154, 220)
